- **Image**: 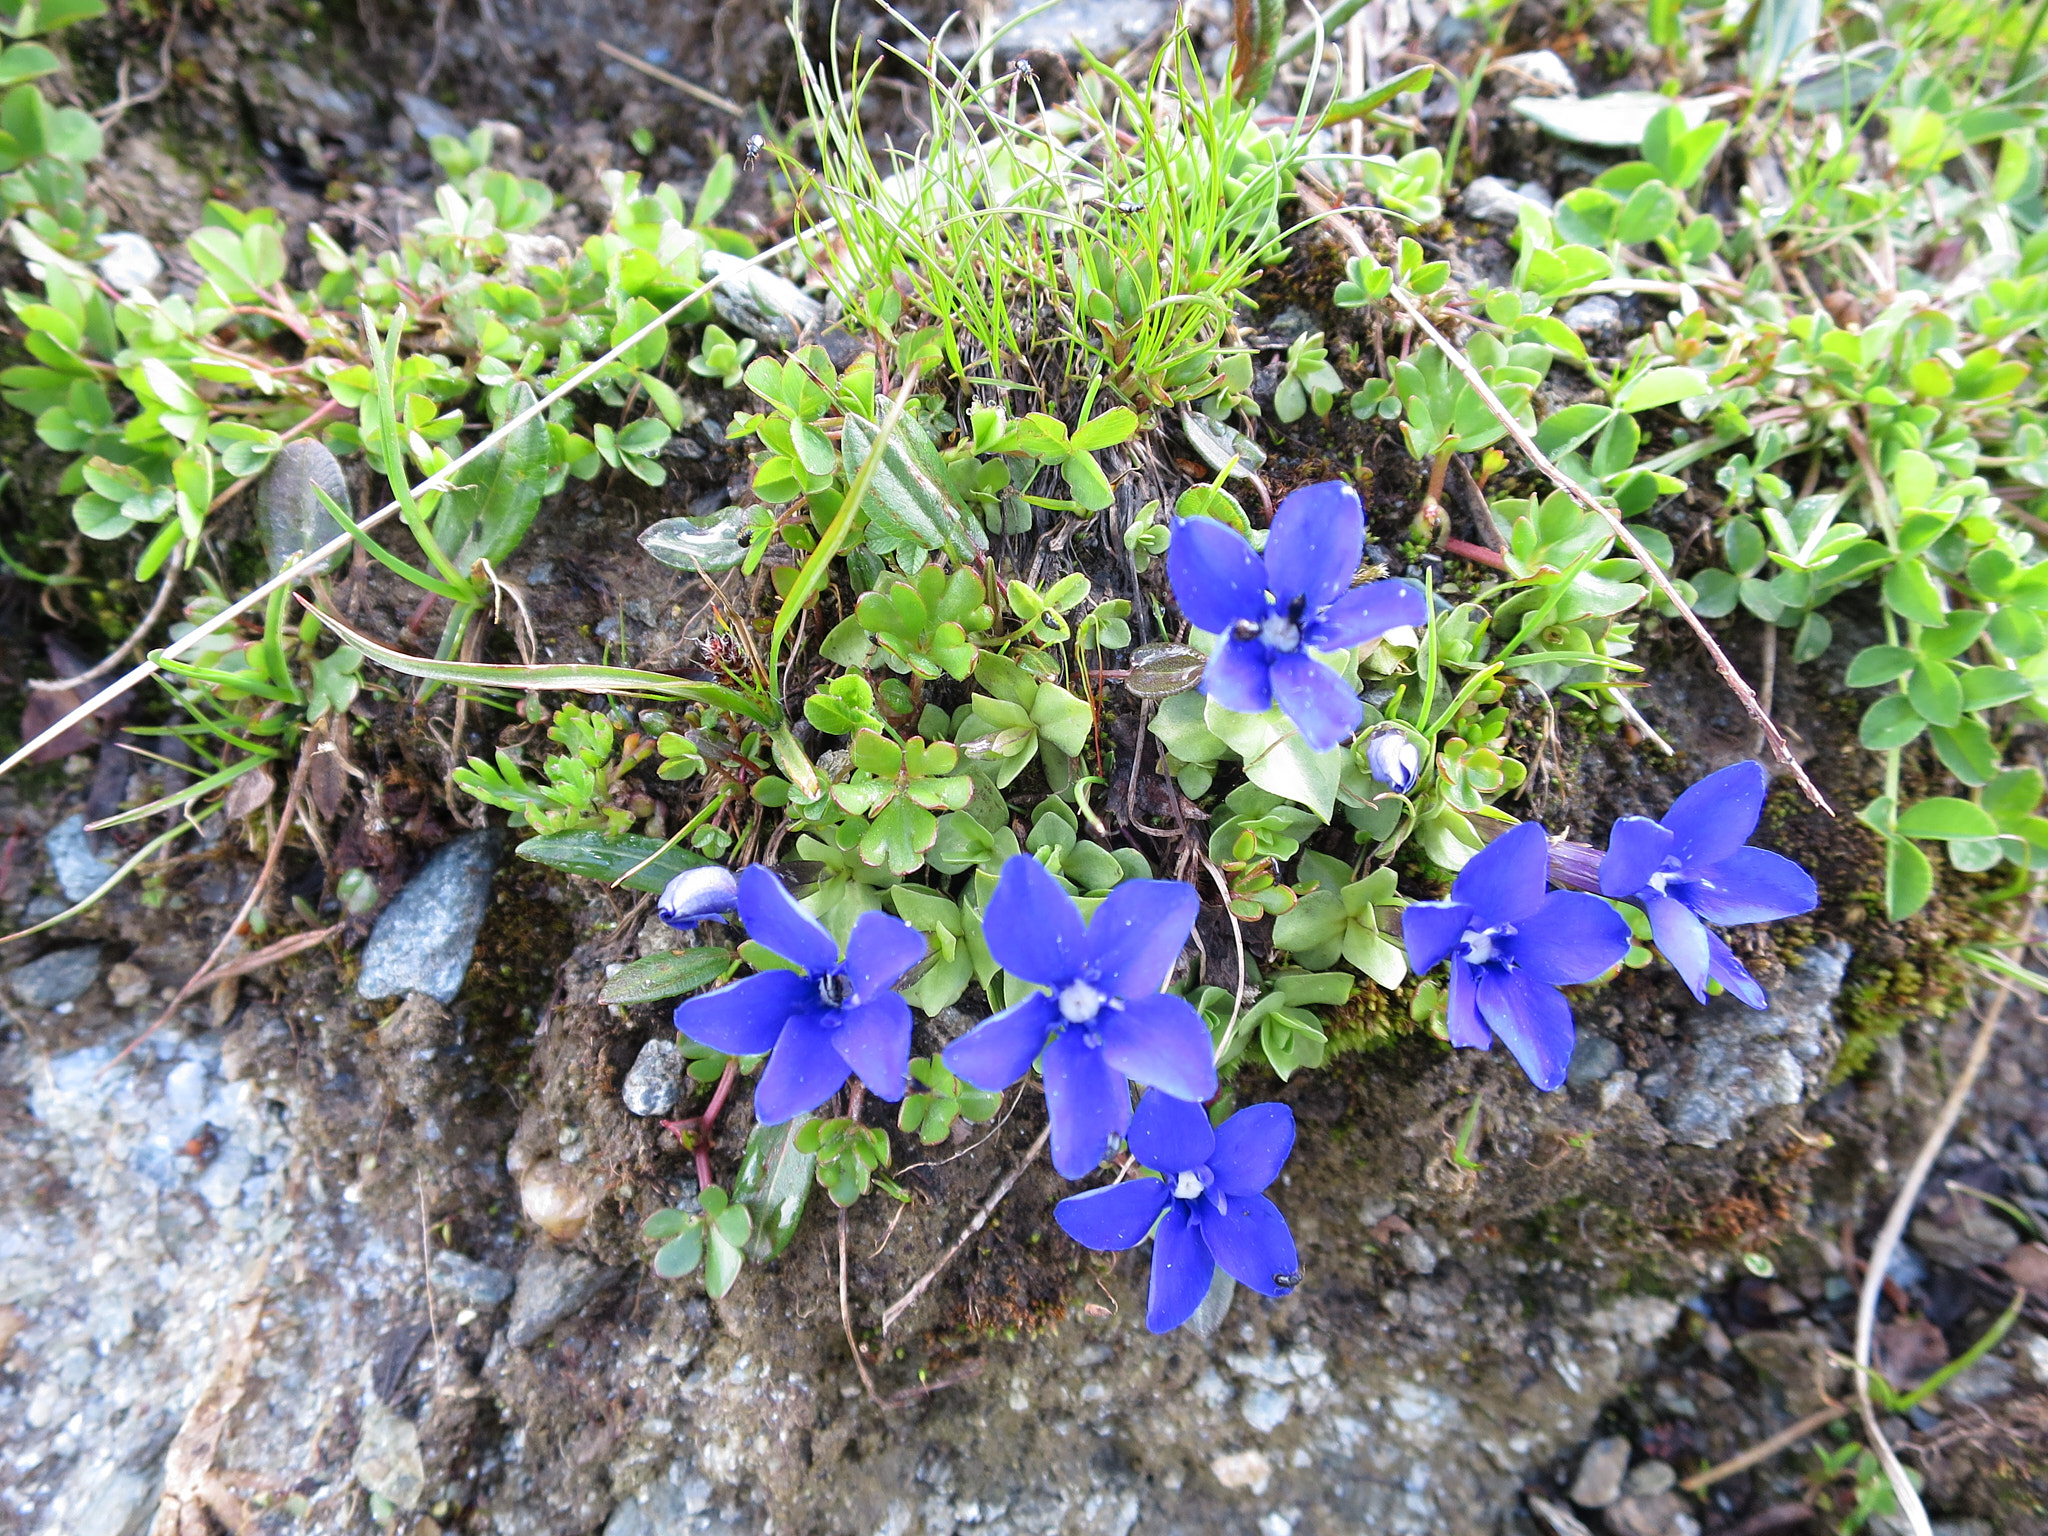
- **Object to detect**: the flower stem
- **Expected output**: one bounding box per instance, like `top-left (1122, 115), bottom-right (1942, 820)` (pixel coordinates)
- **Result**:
top-left (693, 1056), bottom-right (741, 1191)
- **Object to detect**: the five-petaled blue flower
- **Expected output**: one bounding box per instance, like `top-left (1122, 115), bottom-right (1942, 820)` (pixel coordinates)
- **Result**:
top-left (1055, 1091), bottom-right (1300, 1333)
top-left (943, 856), bottom-right (1217, 1179)
top-left (673, 866), bottom-right (925, 1125)
top-left (1403, 821), bottom-right (1631, 1091)
top-left (1600, 760), bottom-right (1818, 1010)
top-left (1166, 479), bottom-right (1426, 753)
top-left (659, 864), bottom-right (740, 929)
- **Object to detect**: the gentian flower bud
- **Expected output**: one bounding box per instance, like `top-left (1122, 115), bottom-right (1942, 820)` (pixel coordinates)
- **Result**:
top-left (658, 865), bottom-right (741, 929)
top-left (1363, 726), bottom-right (1421, 792)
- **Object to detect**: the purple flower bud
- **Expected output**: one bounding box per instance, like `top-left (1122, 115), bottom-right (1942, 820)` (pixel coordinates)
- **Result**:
top-left (1364, 727), bottom-right (1421, 792)
top-left (658, 865), bottom-right (740, 929)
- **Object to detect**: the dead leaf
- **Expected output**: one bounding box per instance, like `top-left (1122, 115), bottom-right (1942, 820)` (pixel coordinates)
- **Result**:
top-left (1875, 1317), bottom-right (1949, 1388)
top-left (222, 762), bottom-right (276, 821)
top-left (2000, 1241), bottom-right (2048, 1295)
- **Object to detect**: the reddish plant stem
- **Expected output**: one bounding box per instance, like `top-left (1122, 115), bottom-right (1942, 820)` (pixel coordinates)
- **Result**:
top-left (694, 1056), bottom-right (741, 1191)
top-left (1444, 538), bottom-right (1507, 570)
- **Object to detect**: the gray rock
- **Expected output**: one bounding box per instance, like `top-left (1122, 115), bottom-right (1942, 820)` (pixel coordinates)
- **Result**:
top-left (1622, 1461), bottom-right (1675, 1499)
top-left (1393, 1229), bottom-right (1437, 1275)
top-left (700, 249), bottom-right (823, 348)
top-left (974, 0), bottom-right (1176, 62)
top-left (45, 813), bottom-right (115, 902)
top-left (8, 944), bottom-right (102, 1008)
top-left (1886, 1242), bottom-right (1928, 1290)
top-left (256, 439), bottom-right (351, 577)
top-left (351, 1395), bottom-right (426, 1510)
top-left (1603, 1492), bottom-right (1699, 1536)
top-left (395, 90), bottom-right (467, 143)
top-left (1569, 1435), bottom-right (1630, 1509)
top-left (430, 1249), bottom-right (515, 1308)
top-left (1911, 1202), bottom-right (2020, 1269)
top-left (1240, 1385), bottom-right (1292, 1434)
top-left (1941, 1355), bottom-right (2016, 1406)
top-left (622, 1037), bottom-right (682, 1117)
top-left (1567, 1035), bottom-right (1621, 1087)
top-left (357, 829), bottom-right (503, 1004)
top-left (163, 1059), bottom-right (208, 1119)
top-left (1932, 1522), bottom-right (1994, 1536)
top-left (95, 232), bottom-right (163, 295)
top-left (606, 1475), bottom-right (715, 1536)
top-left (1660, 942), bottom-right (1848, 1148)
top-left (506, 1244), bottom-right (624, 1347)
top-left (1563, 296), bottom-right (1625, 350)
top-left (1493, 50), bottom-right (1578, 96)
top-left (1462, 176), bottom-right (1546, 225)
top-left (68, 1467), bottom-right (159, 1536)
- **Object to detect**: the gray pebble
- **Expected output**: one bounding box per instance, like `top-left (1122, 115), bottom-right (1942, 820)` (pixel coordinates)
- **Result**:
top-left (1622, 1460), bottom-right (1675, 1499)
top-left (1462, 176), bottom-right (1545, 225)
top-left (622, 1038), bottom-right (682, 1118)
top-left (95, 232), bottom-right (163, 295)
top-left (1602, 1491), bottom-right (1699, 1536)
top-left (44, 814), bottom-right (115, 903)
top-left (507, 1244), bottom-right (623, 1347)
top-left (1567, 1035), bottom-right (1621, 1087)
top-left (357, 829), bottom-right (503, 1004)
top-left (8, 945), bottom-right (102, 1008)
top-left (700, 249), bottom-right (822, 347)
top-left (1568, 1434), bottom-right (1630, 1509)
top-left (430, 1249), bottom-right (514, 1307)
top-left (1563, 296), bottom-right (1624, 346)
top-left (163, 1060), bottom-right (208, 1119)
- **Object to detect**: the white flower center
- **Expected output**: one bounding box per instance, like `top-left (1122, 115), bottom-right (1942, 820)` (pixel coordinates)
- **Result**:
top-left (1647, 869), bottom-right (1674, 894)
top-left (1259, 613), bottom-right (1302, 652)
top-left (1173, 1169), bottom-right (1206, 1199)
top-left (1460, 925), bottom-right (1511, 965)
top-left (1058, 980), bottom-right (1106, 1024)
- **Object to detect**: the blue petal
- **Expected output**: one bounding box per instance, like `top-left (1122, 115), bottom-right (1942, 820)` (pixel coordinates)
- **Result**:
top-left (983, 854), bottom-right (1086, 986)
top-left (1146, 1204), bottom-right (1216, 1332)
top-left (753, 1011), bottom-right (851, 1124)
top-left (737, 865), bottom-right (839, 974)
top-left (674, 969), bottom-right (812, 1056)
top-left (1705, 927), bottom-right (1769, 1009)
top-left (1167, 516), bottom-right (1269, 633)
top-left (1507, 891), bottom-right (1632, 986)
top-left (659, 865), bottom-right (740, 927)
top-left (1200, 1192), bottom-right (1300, 1298)
top-left (1642, 890), bottom-right (1711, 1003)
top-left (1099, 993), bottom-right (1218, 1103)
top-left (1055, 1178), bottom-right (1172, 1252)
top-left (1086, 879), bottom-right (1200, 998)
top-left (1402, 899), bottom-right (1474, 973)
top-left (1473, 967), bottom-right (1576, 1092)
top-left (1210, 1103), bottom-right (1295, 1195)
top-left (1450, 820), bottom-right (1552, 926)
top-left (1600, 816), bottom-right (1675, 898)
top-left (841, 911), bottom-right (927, 1003)
top-left (1680, 848), bottom-right (1818, 926)
top-left (942, 992), bottom-right (1059, 1091)
top-left (1269, 650), bottom-right (1363, 753)
top-left (1447, 956), bottom-right (1489, 1048)
top-left (1264, 479), bottom-right (1362, 614)
top-left (1042, 1030), bottom-right (1132, 1179)
top-left (1126, 1089), bottom-right (1215, 1174)
top-left (1306, 578), bottom-right (1428, 651)
top-left (1202, 636), bottom-right (1273, 715)
top-left (830, 993), bottom-right (912, 1101)
top-left (1662, 760), bottom-right (1766, 874)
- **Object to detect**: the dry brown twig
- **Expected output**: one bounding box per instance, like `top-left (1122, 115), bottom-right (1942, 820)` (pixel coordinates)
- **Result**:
top-left (1297, 181), bottom-right (1833, 815)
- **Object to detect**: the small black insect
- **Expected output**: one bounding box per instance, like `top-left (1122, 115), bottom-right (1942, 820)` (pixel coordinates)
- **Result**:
top-left (1113, 199), bottom-right (1146, 215)
top-left (1011, 55), bottom-right (1036, 84)
top-left (743, 133), bottom-right (766, 170)
top-left (1273, 1270), bottom-right (1302, 1289)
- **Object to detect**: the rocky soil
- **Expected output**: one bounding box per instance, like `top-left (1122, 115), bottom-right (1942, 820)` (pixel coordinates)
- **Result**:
top-left (4, 2), bottom-right (2048, 1535)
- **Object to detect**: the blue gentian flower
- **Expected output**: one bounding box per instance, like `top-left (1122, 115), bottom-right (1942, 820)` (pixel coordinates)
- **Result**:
top-left (943, 856), bottom-right (1216, 1179)
top-left (1600, 760), bottom-right (1818, 1010)
top-left (1055, 1091), bottom-right (1300, 1333)
top-left (658, 865), bottom-right (740, 928)
top-left (673, 866), bottom-right (925, 1124)
top-left (1166, 479), bottom-right (1426, 753)
top-left (1403, 821), bottom-right (1631, 1092)
top-left (1364, 725), bottom-right (1421, 792)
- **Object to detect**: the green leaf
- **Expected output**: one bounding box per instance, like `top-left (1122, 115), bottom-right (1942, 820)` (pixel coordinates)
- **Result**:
top-left (653, 1228), bottom-right (704, 1278)
top-left (599, 947), bottom-right (734, 1004)
top-left (1885, 835), bottom-right (1933, 921)
top-left (1895, 796), bottom-right (2001, 840)
top-left (1533, 403), bottom-right (1613, 456)
top-left (840, 411), bottom-right (987, 564)
top-left (1845, 644), bottom-right (1914, 688)
top-left (860, 796), bottom-right (938, 875)
top-left (1905, 658), bottom-right (1962, 728)
top-left (642, 1208), bottom-right (690, 1241)
top-left (1614, 180), bottom-right (1681, 244)
top-left (1882, 561), bottom-right (1948, 627)
top-left (1615, 367), bottom-right (1709, 412)
top-left (1958, 665), bottom-right (2032, 711)
top-left (703, 1228), bottom-right (745, 1297)
top-left (516, 831), bottom-right (710, 893)
top-left (442, 382), bottom-right (546, 568)
top-left (1928, 720), bottom-right (1999, 787)
top-left (1858, 693), bottom-right (1927, 750)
